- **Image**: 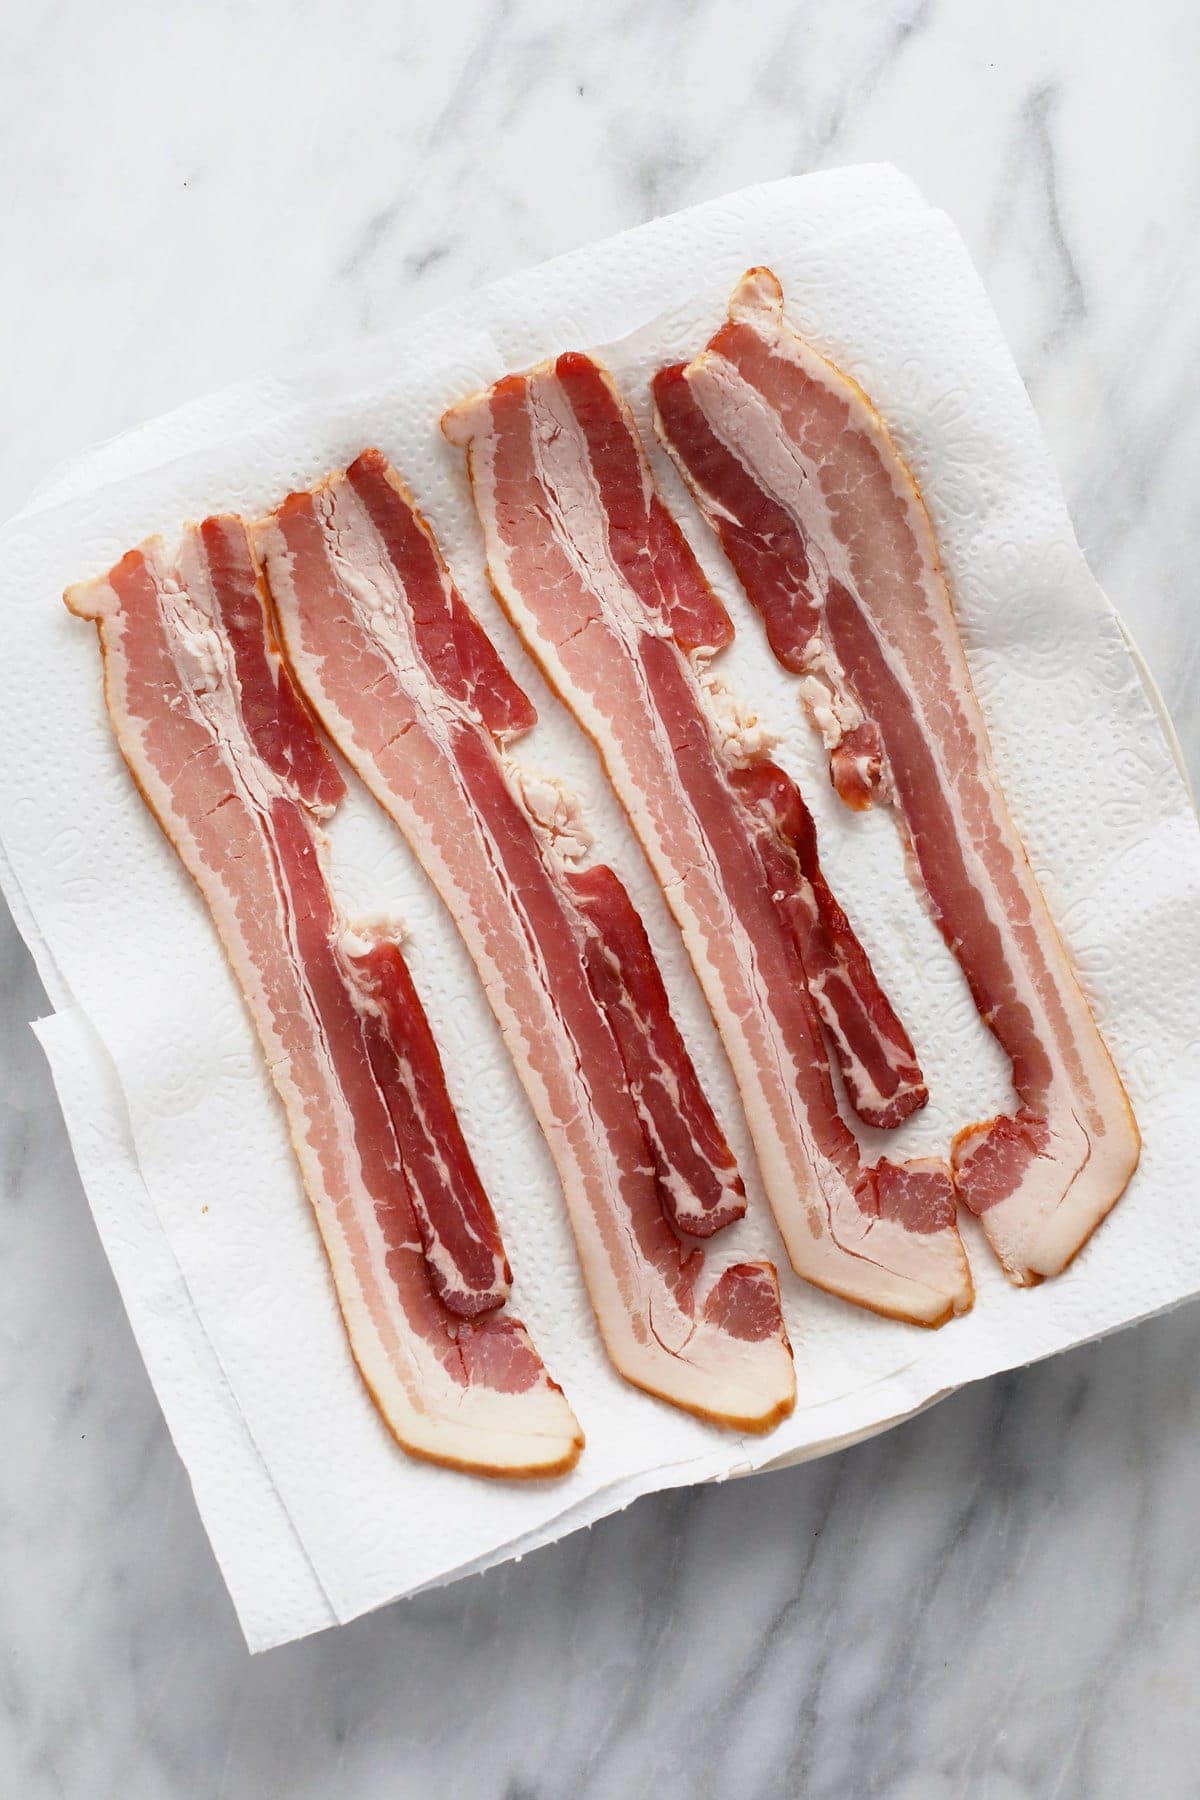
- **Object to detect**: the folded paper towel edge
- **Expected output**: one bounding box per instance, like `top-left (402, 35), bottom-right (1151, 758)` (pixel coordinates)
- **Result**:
top-left (3, 580), bottom-right (1195, 1651)
top-left (30, 1006), bottom-right (337, 1653)
top-left (1118, 617), bottom-right (1194, 804)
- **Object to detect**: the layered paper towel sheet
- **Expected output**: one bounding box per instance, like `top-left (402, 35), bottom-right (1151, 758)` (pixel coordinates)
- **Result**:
top-left (4, 167), bottom-right (1199, 1652)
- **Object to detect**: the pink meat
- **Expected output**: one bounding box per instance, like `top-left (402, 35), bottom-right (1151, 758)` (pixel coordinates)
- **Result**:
top-left (444, 359), bottom-right (972, 1328)
top-left (65, 522), bottom-right (582, 1477)
top-left (253, 451), bottom-right (794, 1431)
top-left (727, 757), bottom-right (924, 1129)
top-left (653, 266), bottom-right (1140, 1283)
top-left (565, 863), bottom-right (746, 1235)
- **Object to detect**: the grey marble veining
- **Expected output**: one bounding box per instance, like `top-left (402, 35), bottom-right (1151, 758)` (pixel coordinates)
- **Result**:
top-left (3, 2), bottom-right (1199, 1794)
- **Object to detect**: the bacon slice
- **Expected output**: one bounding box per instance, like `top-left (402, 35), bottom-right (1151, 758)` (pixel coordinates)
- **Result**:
top-left (65, 519), bottom-right (582, 1476)
top-left (254, 451), bottom-right (795, 1430)
top-left (652, 266), bottom-right (1141, 1283)
top-left (724, 755), bottom-right (923, 1130)
top-left (443, 362), bottom-right (972, 1327)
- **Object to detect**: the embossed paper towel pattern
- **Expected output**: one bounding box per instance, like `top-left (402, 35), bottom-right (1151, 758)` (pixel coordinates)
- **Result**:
top-left (2, 166), bottom-right (1198, 1650)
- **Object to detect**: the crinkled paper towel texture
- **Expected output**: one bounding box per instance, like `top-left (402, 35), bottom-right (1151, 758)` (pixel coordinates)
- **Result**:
top-left (3, 167), bottom-right (1198, 1652)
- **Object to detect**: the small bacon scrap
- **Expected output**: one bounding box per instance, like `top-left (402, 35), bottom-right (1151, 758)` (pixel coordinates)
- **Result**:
top-left (65, 517), bottom-right (582, 1477)
top-left (653, 266), bottom-right (1140, 1283)
top-left (254, 450), bottom-right (794, 1431)
top-left (564, 863), bottom-right (747, 1235)
top-left (727, 757), bottom-right (924, 1130)
top-left (444, 358), bottom-right (971, 1328)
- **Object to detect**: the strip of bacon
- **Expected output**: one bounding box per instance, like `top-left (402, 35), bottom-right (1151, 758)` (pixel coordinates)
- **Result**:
top-left (443, 362), bottom-right (972, 1327)
top-left (725, 756), bottom-right (924, 1129)
top-left (553, 353), bottom-right (925, 1134)
top-left (260, 451), bottom-right (749, 1255)
top-left (563, 862), bottom-right (745, 1232)
top-left (196, 522), bottom-right (509, 1321)
top-left (65, 520), bottom-right (582, 1476)
top-left (254, 451), bottom-right (795, 1430)
top-left (653, 266), bottom-right (1141, 1284)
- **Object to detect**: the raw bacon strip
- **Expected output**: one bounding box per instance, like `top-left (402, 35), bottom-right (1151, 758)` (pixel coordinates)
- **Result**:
top-left (554, 353), bottom-right (922, 1132)
top-left (65, 522), bottom-right (582, 1477)
top-left (564, 863), bottom-right (747, 1233)
top-left (653, 267), bottom-right (1141, 1283)
top-left (194, 519), bottom-right (510, 1319)
top-left (309, 453), bottom-right (748, 1248)
top-left (265, 800), bottom-right (510, 1320)
top-left (260, 449), bottom-right (748, 1253)
top-left (726, 757), bottom-right (924, 1129)
top-left (255, 451), bottom-right (794, 1430)
top-left (444, 361), bottom-right (972, 1327)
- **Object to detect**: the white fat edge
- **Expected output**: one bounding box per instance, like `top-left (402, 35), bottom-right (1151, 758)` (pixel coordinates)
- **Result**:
top-left (103, 534), bottom-right (568, 1444)
top-left (518, 369), bottom-right (930, 1268)
top-left (702, 319), bottom-right (984, 770)
top-left (315, 479), bottom-right (462, 753)
top-left (459, 374), bottom-right (966, 1298)
top-left (162, 533), bottom-right (470, 1380)
top-left (286, 490), bottom-right (521, 1296)
top-left (694, 343), bottom-right (1113, 1218)
top-left (797, 662), bottom-right (867, 753)
top-left (296, 452), bottom-right (732, 1360)
top-left (557, 381), bottom-right (970, 1291)
top-left (455, 372), bottom-right (974, 1308)
top-left (459, 388), bottom-right (831, 1329)
top-left (333, 906), bottom-right (506, 1311)
top-left (727, 265), bottom-right (787, 328)
top-left (320, 1206), bottom-right (578, 1462)
top-left (472, 383), bottom-right (979, 1313)
top-left (505, 761), bottom-right (593, 869)
top-left (807, 972), bottom-right (907, 1119)
top-left (334, 915), bottom-right (412, 1024)
top-left (339, 914), bottom-right (409, 958)
top-left (697, 668), bottom-right (778, 767)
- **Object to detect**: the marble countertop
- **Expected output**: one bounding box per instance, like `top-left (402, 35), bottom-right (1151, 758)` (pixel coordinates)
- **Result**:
top-left (4, 3), bottom-right (1199, 1795)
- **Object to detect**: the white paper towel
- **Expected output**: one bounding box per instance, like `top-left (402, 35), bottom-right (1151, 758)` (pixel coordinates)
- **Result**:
top-left (5, 166), bottom-right (1200, 1653)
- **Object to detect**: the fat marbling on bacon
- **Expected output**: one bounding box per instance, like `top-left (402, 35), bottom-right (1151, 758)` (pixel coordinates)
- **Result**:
top-left (652, 266), bottom-right (1140, 1284)
top-left (253, 449), bottom-right (795, 1431)
top-left (443, 358), bottom-right (973, 1328)
top-left (65, 516), bottom-right (583, 1477)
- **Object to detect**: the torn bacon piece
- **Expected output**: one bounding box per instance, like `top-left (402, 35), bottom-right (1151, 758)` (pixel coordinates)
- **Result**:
top-left (653, 266), bottom-right (1141, 1284)
top-left (443, 358), bottom-right (972, 1327)
top-left (727, 757), bottom-right (924, 1130)
top-left (564, 863), bottom-right (747, 1233)
top-left (65, 519), bottom-right (582, 1477)
top-left (254, 450), bottom-right (793, 1430)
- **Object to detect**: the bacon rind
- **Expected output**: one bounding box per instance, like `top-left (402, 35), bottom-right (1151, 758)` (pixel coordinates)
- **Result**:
top-left (443, 360), bottom-right (973, 1328)
top-left (254, 454), bottom-right (795, 1430)
top-left (655, 266), bottom-right (1141, 1284)
top-left (65, 529), bottom-right (582, 1477)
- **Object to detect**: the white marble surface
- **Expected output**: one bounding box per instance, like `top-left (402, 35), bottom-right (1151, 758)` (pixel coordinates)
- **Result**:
top-left (3, 2), bottom-right (1199, 1794)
